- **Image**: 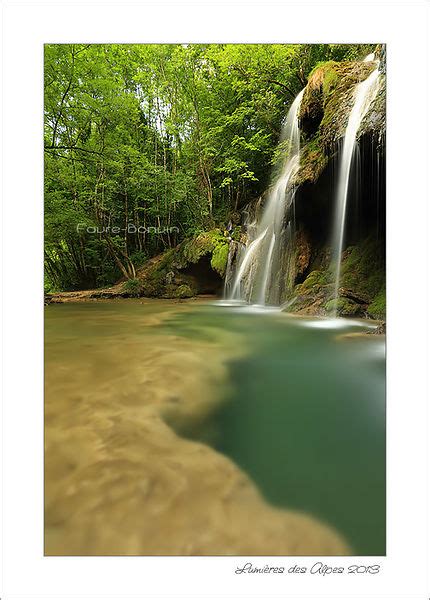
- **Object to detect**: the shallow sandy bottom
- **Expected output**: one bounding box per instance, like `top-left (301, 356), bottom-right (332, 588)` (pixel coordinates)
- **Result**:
top-left (45, 299), bottom-right (349, 556)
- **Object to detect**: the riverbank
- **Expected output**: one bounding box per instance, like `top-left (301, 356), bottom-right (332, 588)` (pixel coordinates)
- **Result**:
top-left (45, 291), bottom-right (385, 336)
top-left (45, 289), bottom-right (217, 304)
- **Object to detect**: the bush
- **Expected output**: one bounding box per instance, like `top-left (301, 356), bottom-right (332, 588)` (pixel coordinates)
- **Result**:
top-left (174, 284), bottom-right (194, 299)
top-left (122, 278), bottom-right (142, 297)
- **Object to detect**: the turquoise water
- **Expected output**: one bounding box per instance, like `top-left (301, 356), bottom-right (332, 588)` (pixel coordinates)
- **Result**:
top-left (162, 303), bottom-right (386, 555)
top-left (45, 300), bottom-right (385, 555)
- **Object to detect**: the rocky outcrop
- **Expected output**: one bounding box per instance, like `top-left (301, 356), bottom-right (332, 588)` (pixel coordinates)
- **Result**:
top-left (132, 229), bottom-right (229, 298)
top-left (228, 50), bottom-right (386, 320)
top-left (295, 57), bottom-right (385, 188)
top-left (49, 229), bottom-right (231, 302)
top-left (291, 238), bottom-right (385, 318)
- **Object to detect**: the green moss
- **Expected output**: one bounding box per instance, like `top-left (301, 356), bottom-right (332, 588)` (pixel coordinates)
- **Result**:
top-left (341, 238), bottom-right (384, 300)
top-left (300, 269), bottom-right (329, 290)
top-left (230, 225), bottom-right (242, 242)
top-left (181, 232), bottom-right (216, 263)
top-left (121, 278), bottom-right (143, 297)
top-left (180, 228), bottom-right (229, 276)
top-left (325, 297), bottom-right (362, 316)
top-left (174, 284), bottom-right (194, 299)
top-left (295, 135), bottom-right (328, 185)
top-left (367, 288), bottom-right (386, 319)
top-left (322, 67), bottom-right (339, 98)
top-left (319, 61), bottom-right (375, 148)
top-left (211, 242), bottom-right (229, 276)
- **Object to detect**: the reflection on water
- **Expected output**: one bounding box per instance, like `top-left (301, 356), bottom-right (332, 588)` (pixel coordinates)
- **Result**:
top-left (45, 299), bottom-right (384, 556)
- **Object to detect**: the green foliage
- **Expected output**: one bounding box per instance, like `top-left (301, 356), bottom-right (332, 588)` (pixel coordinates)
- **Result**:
top-left (122, 278), bottom-right (142, 297)
top-left (44, 43), bottom-right (375, 291)
top-left (174, 284), bottom-right (194, 299)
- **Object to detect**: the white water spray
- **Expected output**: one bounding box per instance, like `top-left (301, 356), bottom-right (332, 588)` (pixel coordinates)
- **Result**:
top-left (331, 63), bottom-right (380, 315)
top-left (228, 89), bottom-right (304, 305)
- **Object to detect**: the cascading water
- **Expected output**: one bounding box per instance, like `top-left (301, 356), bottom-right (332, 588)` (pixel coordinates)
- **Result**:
top-left (331, 61), bottom-right (380, 315)
top-left (227, 89), bottom-right (304, 305)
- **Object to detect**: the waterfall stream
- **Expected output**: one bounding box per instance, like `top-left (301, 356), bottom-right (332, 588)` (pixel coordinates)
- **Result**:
top-left (227, 89), bottom-right (304, 305)
top-left (331, 62), bottom-right (380, 315)
top-left (226, 58), bottom-right (381, 315)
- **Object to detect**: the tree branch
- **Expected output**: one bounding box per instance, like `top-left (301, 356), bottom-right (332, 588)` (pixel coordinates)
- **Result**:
top-left (51, 46), bottom-right (76, 147)
top-left (44, 145), bottom-right (103, 156)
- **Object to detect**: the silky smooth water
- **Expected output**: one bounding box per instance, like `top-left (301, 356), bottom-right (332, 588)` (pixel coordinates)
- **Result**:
top-left (331, 64), bottom-right (380, 315)
top-left (45, 300), bottom-right (385, 555)
top-left (229, 90), bottom-right (304, 305)
top-left (162, 304), bottom-right (386, 555)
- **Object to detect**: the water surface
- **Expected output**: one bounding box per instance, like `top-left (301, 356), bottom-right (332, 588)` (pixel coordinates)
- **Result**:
top-left (160, 303), bottom-right (386, 555)
top-left (45, 300), bottom-right (385, 555)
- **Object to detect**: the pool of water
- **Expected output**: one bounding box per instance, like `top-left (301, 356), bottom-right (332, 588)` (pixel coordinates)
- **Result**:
top-left (160, 303), bottom-right (386, 555)
top-left (45, 299), bottom-right (385, 555)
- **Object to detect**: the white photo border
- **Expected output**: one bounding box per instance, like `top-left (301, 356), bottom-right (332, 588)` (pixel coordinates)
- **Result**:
top-left (2, 1), bottom-right (429, 598)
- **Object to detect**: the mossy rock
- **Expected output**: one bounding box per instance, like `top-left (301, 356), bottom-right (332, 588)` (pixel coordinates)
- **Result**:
top-left (360, 73), bottom-right (386, 144)
top-left (340, 238), bottom-right (384, 301)
top-left (325, 297), bottom-right (363, 317)
top-left (367, 288), bottom-right (386, 319)
top-left (295, 135), bottom-right (328, 186)
top-left (121, 278), bottom-right (143, 297)
top-left (300, 61), bottom-right (341, 134)
top-left (211, 241), bottom-right (229, 276)
top-left (289, 237), bottom-right (384, 319)
top-left (174, 284), bottom-right (194, 299)
top-left (299, 269), bottom-right (330, 290)
top-left (300, 61), bottom-right (374, 141)
top-left (128, 228), bottom-right (228, 298)
top-left (180, 228), bottom-right (230, 277)
top-left (296, 59), bottom-right (383, 186)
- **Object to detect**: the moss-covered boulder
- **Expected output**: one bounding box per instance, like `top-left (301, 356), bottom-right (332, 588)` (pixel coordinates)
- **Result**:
top-left (340, 239), bottom-right (385, 303)
top-left (295, 58), bottom-right (384, 187)
top-left (125, 229), bottom-right (229, 299)
top-left (325, 297), bottom-right (364, 317)
top-left (174, 284), bottom-right (194, 299)
top-left (367, 288), bottom-right (386, 320)
top-left (289, 237), bottom-right (385, 319)
top-left (180, 230), bottom-right (230, 277)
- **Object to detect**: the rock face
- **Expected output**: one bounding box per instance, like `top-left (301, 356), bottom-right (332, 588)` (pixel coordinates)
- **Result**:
top-left (293, 55), bottom-right (385, 318)
top-left (230, 51), bottom-right (386, 319)
top-left (130, 229), bottom-right (229, 299)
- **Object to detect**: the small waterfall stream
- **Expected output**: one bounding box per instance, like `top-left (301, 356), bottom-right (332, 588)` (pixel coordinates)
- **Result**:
top-left (331, 61), bottom-right (380, 315)
top-left (227, 89), bottom-right (304, 305)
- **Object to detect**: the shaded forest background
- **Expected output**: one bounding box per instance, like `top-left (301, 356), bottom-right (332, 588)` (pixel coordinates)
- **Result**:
top-left (44, 43), bottom-right (374, 292)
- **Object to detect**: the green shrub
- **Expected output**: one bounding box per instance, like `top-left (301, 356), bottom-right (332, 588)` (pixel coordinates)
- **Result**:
top-left (174, 284), bottom-right (194, 299)
top-left (122, 278), bottom-right (142, 297)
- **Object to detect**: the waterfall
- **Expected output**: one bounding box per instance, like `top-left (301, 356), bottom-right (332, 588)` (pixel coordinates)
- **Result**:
top-left (331, 62), bottom-right (380, 315)
top-left (227, 89), bottom-right (304, 305)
